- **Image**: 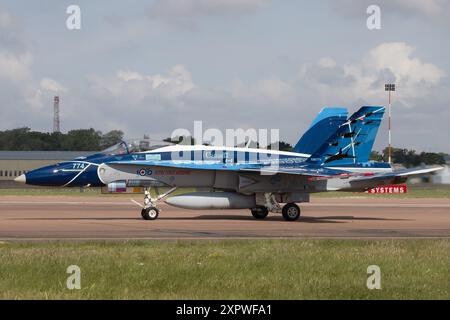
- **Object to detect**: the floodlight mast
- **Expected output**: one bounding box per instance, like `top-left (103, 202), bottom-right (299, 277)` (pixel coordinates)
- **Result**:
top-left (385, 84), bottom-right (395, 164)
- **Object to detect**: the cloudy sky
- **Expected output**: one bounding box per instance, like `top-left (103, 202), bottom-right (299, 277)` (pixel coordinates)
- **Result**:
top-left (1, 0), bottom-right (449, 152)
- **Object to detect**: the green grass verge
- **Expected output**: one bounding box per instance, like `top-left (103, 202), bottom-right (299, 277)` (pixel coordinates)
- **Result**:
top-left (0, 188), bottom-right (103, 196)
top-left (0, 187), bottom-right (194, 197)
top-left (0, 240), bottom-right (448, 299)
top-left (0, 185), bottom-right (450, 199)
top-left (1, 185), bottom-right (449, 198)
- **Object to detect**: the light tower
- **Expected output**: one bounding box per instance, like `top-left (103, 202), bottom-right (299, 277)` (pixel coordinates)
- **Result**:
top-left (53, 96), bottom-right (60, 133)
top-left (384, 83), bottom-right (395, 163)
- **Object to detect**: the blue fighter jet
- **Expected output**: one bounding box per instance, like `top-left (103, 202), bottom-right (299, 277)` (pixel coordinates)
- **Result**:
top-left (16, 106), bottom-right (441, 221)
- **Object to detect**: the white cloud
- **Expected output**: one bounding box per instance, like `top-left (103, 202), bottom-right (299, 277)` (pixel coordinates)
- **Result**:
top-left (25, 78), bottom-right (67, 110)
top-left (0, 28), bottom-right (447, 150)
top-left (40, 78), bottom-right (67, 93)
top-left (26, 78), bottom-right (67, 109)
top-left (88, 64), bottom-right (195, 102)
top-left (1, 3), bottom-right (449, 152)
top-left (73, 41), bottom-right (445, 142)
top-left (0, 51), bottom-right (33, 83)
top-left (365, 43), bottom-right (444, 85)
top-left (0, 9), bottom-right (66, 112)
top-left (229, 77), bottom-right (294, 101)
top-left (296, 42), bottom-right (446, 108)
top-left (0, 50), bottom-right (67, 110)
top-left (346, 42), bottom-right (446, 105)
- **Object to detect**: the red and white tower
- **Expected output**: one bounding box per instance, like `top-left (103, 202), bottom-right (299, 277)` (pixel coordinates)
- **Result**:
top-left (384, 84), bottom-right (395, 163)
top-left (53, 96), bottom-right (60, 133)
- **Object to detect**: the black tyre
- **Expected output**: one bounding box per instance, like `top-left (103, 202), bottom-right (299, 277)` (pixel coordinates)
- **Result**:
top-left (282, 203), bottom-right (300, 221)
top-left (251, 206), bottom-right (269, 219)
top-left (141, 207), bottom-right (160, 220)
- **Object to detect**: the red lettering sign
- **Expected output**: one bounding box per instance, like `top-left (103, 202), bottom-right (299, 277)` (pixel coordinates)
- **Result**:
top-left (366, 184), bottom-right (407, 194)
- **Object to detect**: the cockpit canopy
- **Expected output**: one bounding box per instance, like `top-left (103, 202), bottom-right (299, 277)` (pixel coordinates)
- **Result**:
top-left (99, 139), bottom-right (174, 156)
top-left (101, 141), bottom-right (129, 156)
top-left (73, 139), bottom-right (175, 161)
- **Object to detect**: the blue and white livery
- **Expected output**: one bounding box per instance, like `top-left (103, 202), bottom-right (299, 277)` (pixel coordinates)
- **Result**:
top-left (16, 106), bottom-right (442, 221)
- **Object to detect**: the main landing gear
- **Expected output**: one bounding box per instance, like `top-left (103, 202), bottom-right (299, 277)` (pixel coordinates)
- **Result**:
top-left (251, 206), bottom-right (269, 219)
top-left (281, 203), bottom-right (301, 221)
top-left (250, 193), bottom-right (301, 221)
top-left (135, 186), bottom-right (177, 220)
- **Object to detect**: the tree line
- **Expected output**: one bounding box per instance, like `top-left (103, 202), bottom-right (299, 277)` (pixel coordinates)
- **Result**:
top-left (370, 148), bottom-right (447, 167)
top-left (0, 128), bottom-right (124, 151)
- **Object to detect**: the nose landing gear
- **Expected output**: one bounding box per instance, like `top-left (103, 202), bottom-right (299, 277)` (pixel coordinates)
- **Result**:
top-left (133, 186), bottom-right (177, 221)
top-left (141, 206), bottom-right (159, 220)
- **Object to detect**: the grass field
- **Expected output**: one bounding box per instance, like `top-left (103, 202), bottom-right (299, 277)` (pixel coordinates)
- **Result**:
top-left (0, 240), bottom-right (449, 299)
top-left (0, 188), bottom-right (103, 196)
top-left (0, 187), bottom-right (194, 197)
top-left (1, 185), bottom-right (450, 198)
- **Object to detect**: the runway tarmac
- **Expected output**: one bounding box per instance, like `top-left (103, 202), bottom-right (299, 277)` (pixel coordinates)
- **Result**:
top-left (0, 196), bottom-right (449, 240)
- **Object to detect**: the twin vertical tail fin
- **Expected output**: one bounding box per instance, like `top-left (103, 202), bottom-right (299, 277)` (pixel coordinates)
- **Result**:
top-left (293, 107), bottom-right (348, 155)
top-left (307, 106), bottom-right (385, 166)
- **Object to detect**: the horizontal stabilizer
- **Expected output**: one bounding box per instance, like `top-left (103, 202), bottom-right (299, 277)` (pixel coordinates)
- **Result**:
top-left (352, 166), bottom-right (443, 183)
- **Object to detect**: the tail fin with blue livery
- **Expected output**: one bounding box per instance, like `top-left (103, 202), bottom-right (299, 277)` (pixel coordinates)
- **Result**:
top-left (306, 106), bottom-right (385, 166)
top-left (293, 107), bottom-right (348, 155)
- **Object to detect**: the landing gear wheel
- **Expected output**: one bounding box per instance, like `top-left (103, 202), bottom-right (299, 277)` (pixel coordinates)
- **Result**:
top-left (282, 203), bottom-right (300, 221)
top-left (141, 207), bottom-right (160, 220)
top-left (251, 206), bottom-right (269, 219)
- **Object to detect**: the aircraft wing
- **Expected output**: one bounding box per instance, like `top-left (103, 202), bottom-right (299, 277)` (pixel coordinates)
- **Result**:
top-left (105, 161), bottom-right (442, 183)
top-left (105, 160), bottom-right (355, 178)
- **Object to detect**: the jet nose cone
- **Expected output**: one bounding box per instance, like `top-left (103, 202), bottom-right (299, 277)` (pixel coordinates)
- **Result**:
top-left (14, 174), bottom-right (26, 184)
